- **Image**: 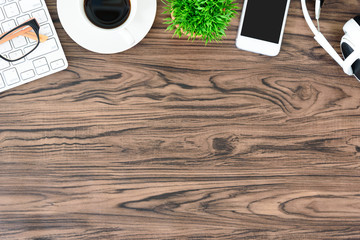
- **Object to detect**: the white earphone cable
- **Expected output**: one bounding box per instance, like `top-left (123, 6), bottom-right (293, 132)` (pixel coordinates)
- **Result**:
top-left (301, 0), bottom-right (346, 69)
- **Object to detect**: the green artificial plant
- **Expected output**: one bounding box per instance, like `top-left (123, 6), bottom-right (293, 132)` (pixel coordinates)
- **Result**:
top-left (163, 0), bottom-right (239, 44)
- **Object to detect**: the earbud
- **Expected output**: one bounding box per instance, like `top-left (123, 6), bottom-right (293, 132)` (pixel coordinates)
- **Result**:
top-left (341, 16), bottom-right (360, 80)
top-left (315, 0), bottom-right (325, 30)
top-left (315, 0), bottom-right (324, 20)
top-left (343, 16), bottom-right (360, 42)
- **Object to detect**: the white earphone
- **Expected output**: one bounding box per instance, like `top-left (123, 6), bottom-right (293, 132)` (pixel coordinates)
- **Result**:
top-left (301, 0), bottom-right (360, 80)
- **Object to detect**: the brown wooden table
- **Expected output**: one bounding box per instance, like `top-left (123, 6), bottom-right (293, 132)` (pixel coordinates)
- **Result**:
top-left (1, 0), bottom-right (360, 239)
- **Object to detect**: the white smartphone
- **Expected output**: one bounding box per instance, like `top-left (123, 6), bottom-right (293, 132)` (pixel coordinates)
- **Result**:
top-left (236, 0), bottom-right (291, 56)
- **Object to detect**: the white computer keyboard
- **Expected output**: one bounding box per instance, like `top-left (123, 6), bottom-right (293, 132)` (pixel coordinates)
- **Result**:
top-left (0, 0), bottom-right (68, 93)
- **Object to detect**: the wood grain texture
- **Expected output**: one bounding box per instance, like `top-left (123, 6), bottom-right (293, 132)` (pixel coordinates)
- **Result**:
top-left (1, 0), bottom-right (360, 239)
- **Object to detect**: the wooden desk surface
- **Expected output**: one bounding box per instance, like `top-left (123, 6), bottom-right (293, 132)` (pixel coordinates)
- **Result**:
top-left (1, 0), bottom-right (360, 239)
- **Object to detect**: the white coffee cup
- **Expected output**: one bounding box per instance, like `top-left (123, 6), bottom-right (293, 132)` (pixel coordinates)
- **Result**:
top-left (78, 0), bottom-right (137, 45)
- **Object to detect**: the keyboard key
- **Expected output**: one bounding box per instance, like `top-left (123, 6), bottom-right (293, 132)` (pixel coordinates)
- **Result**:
top-left (25, 38), bottom-right (58, 60)
top-left (2, 19), bottom-right (16, 32)
top-left (19, 0), bottom-right (42, 13)
top-left (9, 50), bottom-right (25, 64)
top-left (33, 57), bottom-right (47, 68)
top-left (40, 23), bottom-right (53, 37)
top-left (51, 59), bottom-right (65, 70)
top-left (31, 9), bottom-right (47, 24)
top-left (0, 58), bottom-right (10, 70)
top-left (3, 68), bottom-right (20, 85)
top-left (0, 41), bottom-right (12, 54)
top-left (12, 36), bottom-right (27, 49)
top-left (0, 75), bottom-right (5, 88)
top-left (4, 3), bottom-right (20, 18)
top-left (35, 64), bottom-right (49, 75)
top-left (17, 14), bottom-right (31, 25)
top-left (0, 8), bottom-right (5, 21)
top-left (9, 50), bottom-right (23, 59)
top-left (21, 69), bottom-right (35, 80)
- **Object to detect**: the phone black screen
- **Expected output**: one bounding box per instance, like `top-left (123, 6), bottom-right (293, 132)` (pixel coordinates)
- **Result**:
top-left (241, 0), bottom-right (289, 43)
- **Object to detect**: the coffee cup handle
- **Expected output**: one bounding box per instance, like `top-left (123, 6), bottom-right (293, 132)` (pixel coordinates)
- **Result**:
top-left (121, 28), bottom-right (135, 45)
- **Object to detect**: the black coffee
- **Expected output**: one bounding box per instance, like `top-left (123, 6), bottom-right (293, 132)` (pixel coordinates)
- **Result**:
top-left (84, 0), bottom-right (131, 29)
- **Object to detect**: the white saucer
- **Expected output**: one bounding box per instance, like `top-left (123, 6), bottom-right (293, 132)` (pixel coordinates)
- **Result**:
top-left (57, 0), bottom-right (157, 54)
